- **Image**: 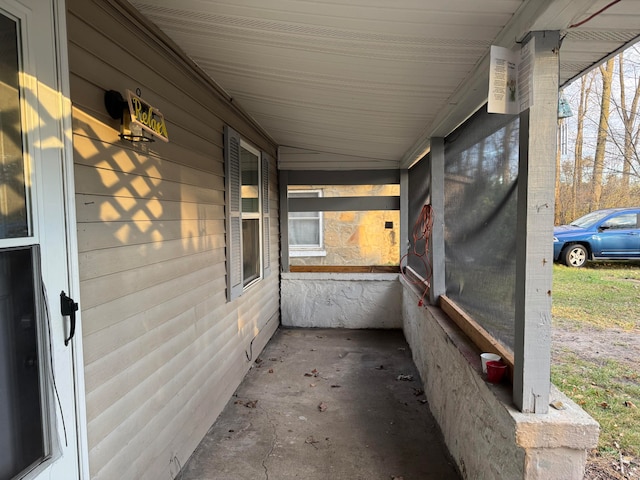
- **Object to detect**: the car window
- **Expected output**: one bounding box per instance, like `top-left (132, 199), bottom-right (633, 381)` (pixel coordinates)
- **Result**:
top-left (571, 210), bottom-right (611, 228)
top-left (601, 213), bottom-right (638, 230)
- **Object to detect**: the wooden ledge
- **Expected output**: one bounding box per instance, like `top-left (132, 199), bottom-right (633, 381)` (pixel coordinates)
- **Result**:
top-left (289, 265), bottom-right (400, 273)
top-left (439, 295), bottom-right (515, 383)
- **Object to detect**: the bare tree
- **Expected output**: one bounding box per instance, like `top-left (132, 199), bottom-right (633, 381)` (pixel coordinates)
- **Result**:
top-left (616, 51), bottom-right (640, 190)
top-left (591, 58), bottom-right (615, 210)
top-left (572, 72), bottom-right (595, 219)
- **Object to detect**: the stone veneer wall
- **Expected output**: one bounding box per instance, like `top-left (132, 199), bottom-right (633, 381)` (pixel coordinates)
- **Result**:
top-left (401, 279), bottom-right (599, 480)
top-left (289, 185), bottom-right (399, 266)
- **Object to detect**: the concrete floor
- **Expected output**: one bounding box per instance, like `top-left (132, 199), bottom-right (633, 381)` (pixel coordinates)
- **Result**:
top-left (181, 328), bottom-right (460, 480)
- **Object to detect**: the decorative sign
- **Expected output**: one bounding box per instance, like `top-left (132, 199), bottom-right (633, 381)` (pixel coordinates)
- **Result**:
top-left (126, 90), bottom-right (169, 142)
top-left (488, 37), bottom-right (535, 114)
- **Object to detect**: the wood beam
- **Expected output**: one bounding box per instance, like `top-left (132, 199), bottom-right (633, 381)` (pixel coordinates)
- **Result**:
top-left (429, 138), bottom-right (445, 305)
top-left (514, 31), bottom-right (560, 414)
top-left (289, 196), bottom-right (400, 212)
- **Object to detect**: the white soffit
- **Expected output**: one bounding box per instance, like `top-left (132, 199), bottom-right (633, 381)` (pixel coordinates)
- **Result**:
top-left (131, 0), bottom-right (640, 170)
top-left (558, 0), bottom-right (640, 86)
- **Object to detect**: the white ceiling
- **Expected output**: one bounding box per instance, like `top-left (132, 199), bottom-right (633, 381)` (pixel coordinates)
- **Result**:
top-left (131, 0), bottom-right (640, 170)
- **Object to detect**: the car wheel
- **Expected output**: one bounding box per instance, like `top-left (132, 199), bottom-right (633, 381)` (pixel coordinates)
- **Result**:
top-left (563, 244), bottom-right (588, 267)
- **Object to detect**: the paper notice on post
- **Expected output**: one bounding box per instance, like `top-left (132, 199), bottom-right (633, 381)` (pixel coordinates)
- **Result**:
top-left (488, 38), bottom-right (535, 114)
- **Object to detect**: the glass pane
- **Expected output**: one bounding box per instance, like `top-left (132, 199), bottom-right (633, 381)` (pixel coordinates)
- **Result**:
top-left (288, 191), bottom-right (320, 219)
top-left (0, 14), bottom-right (29, 239)
top-left (603, 213), bottom-right (636, 229)
top-left (241, 146), bottom-right (259, 213)
top-left (0, 248), bottom-right (46, 478)
top-left (242, 219), bottom-right (260, 285)
top-left (289, 219), bottom-right (320, 246)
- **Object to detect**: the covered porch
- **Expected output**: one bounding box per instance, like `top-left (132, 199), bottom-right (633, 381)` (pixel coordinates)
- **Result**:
top-left (180, 328), bottom-right (460, 480)
top-left (62, 0), bottom-right (640, 479)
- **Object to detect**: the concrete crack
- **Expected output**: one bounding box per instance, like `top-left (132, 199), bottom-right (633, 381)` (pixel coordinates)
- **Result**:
top-left (260, 404), bottom-right (277, 480)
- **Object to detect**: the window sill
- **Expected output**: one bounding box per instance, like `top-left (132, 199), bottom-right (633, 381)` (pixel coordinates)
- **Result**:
top-left (289, 249), bottom-right (327, 257)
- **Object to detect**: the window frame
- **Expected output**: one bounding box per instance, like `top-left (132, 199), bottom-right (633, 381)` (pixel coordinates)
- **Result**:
top-left (240, 140), bottom-right (263, 289)
top-left (288, 189), bottom-right (325, 257)
top-left (224, 126), bottom-right (271, 302)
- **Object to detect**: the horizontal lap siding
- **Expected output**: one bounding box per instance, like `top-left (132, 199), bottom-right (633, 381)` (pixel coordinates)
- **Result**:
top-left (67, 1), bottom-right (280, 479)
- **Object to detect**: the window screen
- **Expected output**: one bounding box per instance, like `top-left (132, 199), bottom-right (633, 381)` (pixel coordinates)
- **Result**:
top-left (407, 153), bottom-right (431, 280)
top-left (444, 106), bottom-right (519, 351)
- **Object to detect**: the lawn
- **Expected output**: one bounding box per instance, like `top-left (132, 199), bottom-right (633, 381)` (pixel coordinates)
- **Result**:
top-left (553, 263), bottom-right (640, 330)
top-left (552, 263), bottom-right (640, 466)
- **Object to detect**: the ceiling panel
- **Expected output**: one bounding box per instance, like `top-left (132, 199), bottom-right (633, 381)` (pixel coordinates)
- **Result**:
top-left (131, 0), bottom-right (640, 169)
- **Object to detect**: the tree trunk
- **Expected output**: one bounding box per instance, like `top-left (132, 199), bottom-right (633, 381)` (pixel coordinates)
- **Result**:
top-left (573, 73), bottom-right (593, 219)
top-left (555, 118), bottom-right (562, 224)
top-left (618, 52), bottom-right (640, 191)
top-left (592, 58), bottom-right (615, 210)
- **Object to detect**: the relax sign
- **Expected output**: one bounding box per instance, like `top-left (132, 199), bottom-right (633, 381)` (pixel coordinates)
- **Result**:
top-left (126, 90), bottom-right (169, 142)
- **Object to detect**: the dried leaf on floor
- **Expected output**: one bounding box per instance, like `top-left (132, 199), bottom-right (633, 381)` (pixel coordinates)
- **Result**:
top-left (318, 401), bottom-right (328, 412)
top-left (305, 436), bottom-right (319, 449)
top-left (234, 400), bottom-right (244, 405)
top-left (245, 400), bottom-right (258, 408)
top-left (309, 383), bottom-right (317, 387)
top-left (268, 368), bottom-right (274, 373)
top-left (599, 402), bottom-right (610, 409)
top-left (331, 384), bottom-right (341, 388)
top-left (413, 388), bottom-right (424, 396)
top-left (396, 374), bottom-right (414, 381)
top-left (623, 400), bottom-right (636, 408)
top-left (304, 368), bottom-right (320, 378)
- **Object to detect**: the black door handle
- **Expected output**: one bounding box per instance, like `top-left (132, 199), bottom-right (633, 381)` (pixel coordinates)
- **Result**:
top-left (60, 291), bottom-right (78, 346)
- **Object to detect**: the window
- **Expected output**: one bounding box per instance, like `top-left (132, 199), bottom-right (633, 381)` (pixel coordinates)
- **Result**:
top-left (224, 126), bottom-right (271, 301)
top-left (288, 190), bottom-right (324, 256)
top-left (601, 213), bottom-right (637, 230)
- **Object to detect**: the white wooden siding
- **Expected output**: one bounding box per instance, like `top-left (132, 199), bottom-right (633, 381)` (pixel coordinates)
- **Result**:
top-left (67, 1), bottom-right (280, 479)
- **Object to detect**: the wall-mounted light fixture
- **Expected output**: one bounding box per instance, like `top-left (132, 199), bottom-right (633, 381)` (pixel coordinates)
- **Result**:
top-left (104, 89), bottom-right (154, 142)
top-left (104, 89), bottom-right (169, 144)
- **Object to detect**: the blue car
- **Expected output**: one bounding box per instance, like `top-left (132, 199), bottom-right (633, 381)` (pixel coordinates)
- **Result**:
top-left (553, 207), bottom-right (640, 267)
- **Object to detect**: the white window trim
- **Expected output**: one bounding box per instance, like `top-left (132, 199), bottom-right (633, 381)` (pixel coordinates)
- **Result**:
top-left (241, 140), bottom-right (263, 289)
top-left (290, 249), bottom-right (327, 257)
top-left (224, 126), bottom-right (271, 302)
top-left (288, 189), bottom-right (325, 256)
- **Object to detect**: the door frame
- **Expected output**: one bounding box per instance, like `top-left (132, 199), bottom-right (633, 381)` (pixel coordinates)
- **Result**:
top-left (51, 0), bottom-right (90, 477)
top-left (18, 0), bottom-right (90, 477)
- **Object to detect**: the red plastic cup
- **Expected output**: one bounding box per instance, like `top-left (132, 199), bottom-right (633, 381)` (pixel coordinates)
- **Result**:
top-left (486, 360), bottom-right (507, 384)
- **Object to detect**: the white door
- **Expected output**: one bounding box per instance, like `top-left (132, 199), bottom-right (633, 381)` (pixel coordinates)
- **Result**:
top-left (0, 0), bottom-right (81, 479)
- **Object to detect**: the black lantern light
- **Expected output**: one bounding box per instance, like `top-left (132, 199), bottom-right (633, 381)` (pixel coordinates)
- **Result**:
top-left (104, 89), bottom-right (154, 143)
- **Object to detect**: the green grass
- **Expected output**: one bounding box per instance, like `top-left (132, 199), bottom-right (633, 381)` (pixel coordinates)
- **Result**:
top-left (552, 263), bottom-right (640, 330)
top-left (551, 352), bottom-right (640, 457)
top-left (552, 263), bottom-right (640, 458)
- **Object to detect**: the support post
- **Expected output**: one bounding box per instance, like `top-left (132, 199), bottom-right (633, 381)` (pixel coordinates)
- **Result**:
top-left (429, 138), bottom-right (445, 304)
top-left (400, 169), bottom-right (409, 262)
top-left (279, 169), bottom-right (289, 273)
top-left (514, 31), bottom-right (560, 413)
